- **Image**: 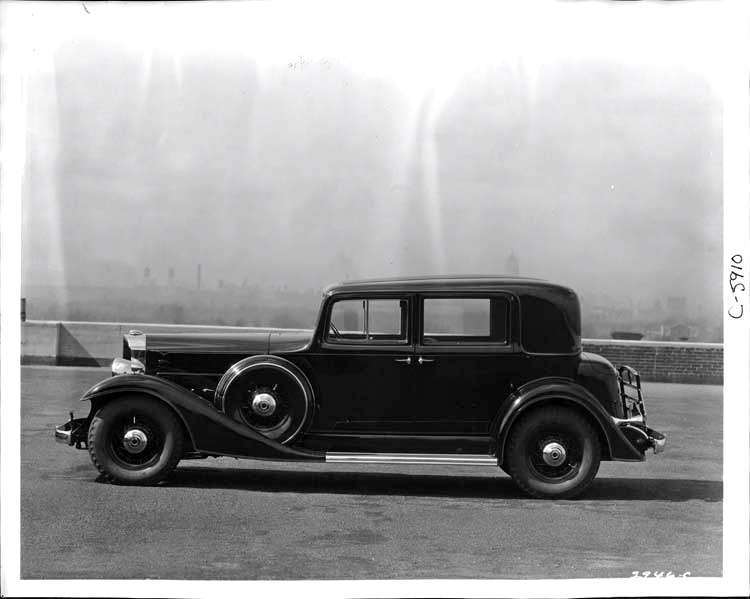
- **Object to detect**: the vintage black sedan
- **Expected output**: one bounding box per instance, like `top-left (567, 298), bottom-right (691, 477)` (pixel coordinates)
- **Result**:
top-left (56, 276), bottom-right (665, 498)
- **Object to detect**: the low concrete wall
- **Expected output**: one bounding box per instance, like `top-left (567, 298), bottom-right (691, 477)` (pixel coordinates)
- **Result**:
top-left (20, 320), bottom-right (723, 384)
top-left (20, 321), bottom-right (61, 365)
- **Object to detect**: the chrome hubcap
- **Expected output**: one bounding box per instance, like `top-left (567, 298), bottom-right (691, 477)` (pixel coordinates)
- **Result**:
top-left (251, 392), bottom-right (277, 416)
top-left (122, 428), bottom-right (149, 454)
top-left (542, 441), bottom-right (567, 467)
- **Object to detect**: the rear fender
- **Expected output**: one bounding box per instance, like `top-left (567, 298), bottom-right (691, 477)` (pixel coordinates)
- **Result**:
top-left (492, 377), bottom-right (643, 463)
top-left (81, 374), bottom-right (323, 461)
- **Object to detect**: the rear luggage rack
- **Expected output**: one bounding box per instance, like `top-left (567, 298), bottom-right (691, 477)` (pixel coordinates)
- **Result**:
top-left (617, 365), bottom-right (647, 421)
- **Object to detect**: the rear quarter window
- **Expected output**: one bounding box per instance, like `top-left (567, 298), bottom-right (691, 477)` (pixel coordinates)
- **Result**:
top-left (520, 294), bottom-right (580, 353)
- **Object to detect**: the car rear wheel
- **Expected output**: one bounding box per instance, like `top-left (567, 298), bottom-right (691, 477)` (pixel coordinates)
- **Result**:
top-left (505, 406), bottom-right (601, 499)
top-left (87, 396), bottom-right (184, 485)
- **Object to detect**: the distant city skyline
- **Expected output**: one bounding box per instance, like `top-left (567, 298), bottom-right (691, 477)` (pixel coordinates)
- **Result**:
top-left (22, 274), bottom-right (721, 343)
top-left (19, 2), bottom-right (723, 332)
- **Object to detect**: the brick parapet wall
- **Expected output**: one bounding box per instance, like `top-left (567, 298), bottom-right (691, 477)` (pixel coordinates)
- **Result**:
top-left (582, 340), bottom-right (722, 385)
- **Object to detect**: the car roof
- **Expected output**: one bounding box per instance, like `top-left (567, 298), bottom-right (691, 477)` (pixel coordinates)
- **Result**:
top-left (324, 275), bottom-right (574, 295)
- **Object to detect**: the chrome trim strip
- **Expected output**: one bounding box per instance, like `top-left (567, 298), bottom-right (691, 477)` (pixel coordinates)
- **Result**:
top-left (325, 453), bottom-right (497, 466)
top-left (611, 415), bottom-right (645, 426)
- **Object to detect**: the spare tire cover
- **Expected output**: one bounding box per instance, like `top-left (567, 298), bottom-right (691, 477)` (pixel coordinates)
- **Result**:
top-left (215, 356), bottom-right (313, 444)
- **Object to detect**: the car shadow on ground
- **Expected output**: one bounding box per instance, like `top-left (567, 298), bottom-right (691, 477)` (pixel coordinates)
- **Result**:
top-left (146, 467), bottom-right (722, 502)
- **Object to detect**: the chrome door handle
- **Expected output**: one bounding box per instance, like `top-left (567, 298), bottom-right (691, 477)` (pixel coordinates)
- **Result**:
top-left (394, 357), bottom-right (412, 365)
top-left (418, 357), bottom-right (435, 365)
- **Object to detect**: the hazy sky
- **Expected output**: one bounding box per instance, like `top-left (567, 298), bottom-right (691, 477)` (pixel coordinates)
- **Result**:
top-left (17, 1), bottom-right (723, 312)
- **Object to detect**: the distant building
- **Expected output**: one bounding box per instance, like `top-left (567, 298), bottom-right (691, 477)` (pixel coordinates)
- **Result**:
top-left (668, 323), bottom-right (691, 341)
top-left (505, 251), bottom-right (519, 275)
top-left (142, 266), bottom-right (155, 287)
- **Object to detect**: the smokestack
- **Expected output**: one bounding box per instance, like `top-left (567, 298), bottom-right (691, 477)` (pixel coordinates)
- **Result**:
top-left (197, 264), bottom-right (202, 290)
top-left (505, 251), bottom-right (519, 276)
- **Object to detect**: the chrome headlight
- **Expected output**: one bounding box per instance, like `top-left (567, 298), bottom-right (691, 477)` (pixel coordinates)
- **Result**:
top-left (111, 357), bottom-right (145, 376)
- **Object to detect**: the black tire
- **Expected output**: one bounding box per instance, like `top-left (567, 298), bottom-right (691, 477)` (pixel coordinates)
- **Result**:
top-left (87, 396), bottom-right (184, 485)
top-left (221, 361), bottom-right (312, 444)
top-left (505, 406), bottom-right (601, 499)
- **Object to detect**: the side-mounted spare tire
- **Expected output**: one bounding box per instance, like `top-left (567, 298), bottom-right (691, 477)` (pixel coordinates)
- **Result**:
top-left (215, 356), bottom-right (314, 445)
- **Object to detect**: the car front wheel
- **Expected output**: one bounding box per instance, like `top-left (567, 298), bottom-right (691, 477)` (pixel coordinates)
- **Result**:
top-left (505, 406), bottom-right (601, 499)
top-left (87, 396), bottom-right (184, 485)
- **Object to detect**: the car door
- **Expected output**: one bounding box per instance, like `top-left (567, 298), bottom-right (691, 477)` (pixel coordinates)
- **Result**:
top-left (413, 293), bottom-right (524, 435)
top-left (306, 294), bottom-right (416, 434)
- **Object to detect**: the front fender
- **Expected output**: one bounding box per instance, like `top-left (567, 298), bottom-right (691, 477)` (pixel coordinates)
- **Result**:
top-left (81, 374), bottom-right (323, 462)
top-left (492, 377), bottom-right (643, 463)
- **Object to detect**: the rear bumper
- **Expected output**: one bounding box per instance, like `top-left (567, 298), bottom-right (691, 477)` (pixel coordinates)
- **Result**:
top-left (615, 365), bottom-right (666, 455)
top-left (54, 413), bottom-right (89, 449)
top-left (650, 428), bottom-right (667, 454)
top-left (614, 417), bottom-right (667, 455)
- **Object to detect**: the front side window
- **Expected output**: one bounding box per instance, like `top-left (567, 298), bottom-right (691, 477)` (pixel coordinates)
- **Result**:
top-left (327, 298), bottom-right (408, 343)
top-left (422, 296), bottom-right (509, 345)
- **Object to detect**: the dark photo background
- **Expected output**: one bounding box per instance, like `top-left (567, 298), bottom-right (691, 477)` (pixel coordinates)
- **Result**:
top-left (21, 2), bottom-right (722, 341)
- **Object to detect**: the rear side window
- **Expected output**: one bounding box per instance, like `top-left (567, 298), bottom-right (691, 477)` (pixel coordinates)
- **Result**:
top-left (520, 294), bottom-right (579, 353)
top-left (422, 297), bottom-right (509, 345)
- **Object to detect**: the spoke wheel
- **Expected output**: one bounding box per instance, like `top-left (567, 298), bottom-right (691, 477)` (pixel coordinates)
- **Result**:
top-left (88, 396), bottom-right (184, 485)
top-left (505, 406), bottom-right (601, 499)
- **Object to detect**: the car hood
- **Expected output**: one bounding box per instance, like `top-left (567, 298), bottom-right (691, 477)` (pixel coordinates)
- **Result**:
top-left (142, 329), bottom-right (314, 355)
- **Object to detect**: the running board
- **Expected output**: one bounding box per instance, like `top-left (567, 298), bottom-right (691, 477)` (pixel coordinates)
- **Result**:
top-left (325, 452), bottom-right (497, 466)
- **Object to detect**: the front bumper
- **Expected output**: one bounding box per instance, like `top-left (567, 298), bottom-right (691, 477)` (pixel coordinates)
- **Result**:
top-left (54, 412), bottom-right (89, 449)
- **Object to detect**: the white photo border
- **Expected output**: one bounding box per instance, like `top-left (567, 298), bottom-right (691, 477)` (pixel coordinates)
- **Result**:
top-left (1, 1), bottom-right (748, 597)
